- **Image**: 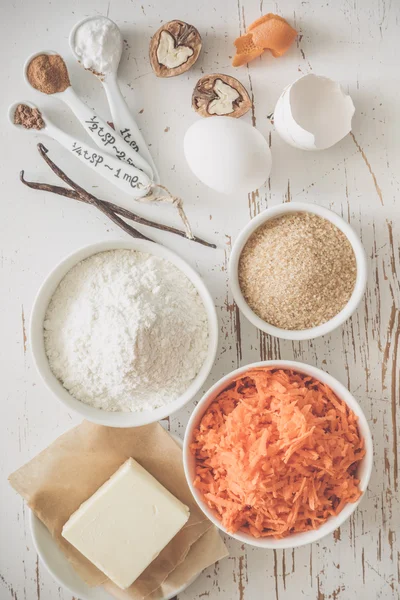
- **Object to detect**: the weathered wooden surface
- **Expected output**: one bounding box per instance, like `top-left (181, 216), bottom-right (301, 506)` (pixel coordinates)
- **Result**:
top-left (1, 0), bottom-right (399, 598)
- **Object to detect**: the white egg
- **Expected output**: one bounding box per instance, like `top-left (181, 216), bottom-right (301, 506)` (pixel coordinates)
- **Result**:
top-left (183, 117), bottom-right (272, 194)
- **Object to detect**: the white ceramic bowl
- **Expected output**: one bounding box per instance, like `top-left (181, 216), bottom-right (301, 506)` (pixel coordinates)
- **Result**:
top-left (183, 360), bottom-right (373, 549)
top-left (30, 240), bottom-right (218, 427)
top-left (229, 202), bottom-right (367, 340)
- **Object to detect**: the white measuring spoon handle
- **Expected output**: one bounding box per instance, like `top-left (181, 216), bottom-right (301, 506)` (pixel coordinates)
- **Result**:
top-left (45, 123), bottom-right (150, 198)
top-left (103, 74), bottom-right (159, 182)
top-left (59, 87), bottom-right (153, 177)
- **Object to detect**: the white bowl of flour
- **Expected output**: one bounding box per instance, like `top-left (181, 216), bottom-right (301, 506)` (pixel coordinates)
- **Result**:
top-left (30, 240), bottom-right (218, 427)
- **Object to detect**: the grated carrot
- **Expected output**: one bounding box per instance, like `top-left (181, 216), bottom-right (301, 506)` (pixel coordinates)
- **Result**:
top-left (232, 14), bottom-right (297, 67)
top-left (191, 368), bottom-right (365, 538)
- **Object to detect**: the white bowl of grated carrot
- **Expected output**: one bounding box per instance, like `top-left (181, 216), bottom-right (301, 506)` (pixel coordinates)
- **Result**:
top-left (183, 361), bottom-right (373, 549)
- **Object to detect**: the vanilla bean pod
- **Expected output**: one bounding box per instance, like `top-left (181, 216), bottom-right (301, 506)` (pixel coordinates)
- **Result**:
top-left (20, 178), bottom-right (216, 248)
top-left (34, 144), bottom-right (151, 241)
top-left (21, 144), bottom-right (216, 249)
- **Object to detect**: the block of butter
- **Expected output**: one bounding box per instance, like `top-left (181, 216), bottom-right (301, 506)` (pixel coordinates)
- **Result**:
top-left (62, 458), bottom-right (190, 589)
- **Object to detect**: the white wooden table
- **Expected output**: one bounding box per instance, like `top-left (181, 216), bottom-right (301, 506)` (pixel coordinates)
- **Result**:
top-left (1, 0), bottom-right (399, 598)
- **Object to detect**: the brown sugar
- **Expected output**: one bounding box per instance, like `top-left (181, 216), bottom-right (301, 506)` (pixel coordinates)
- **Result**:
top-left (238, 212), bottom-right (357, 330)
top-left (27, 54), bottom-right (70, 95)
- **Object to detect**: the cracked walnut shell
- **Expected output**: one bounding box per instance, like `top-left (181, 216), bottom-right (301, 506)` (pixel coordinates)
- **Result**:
top-left (192, 74), bottom-right (252, 118)
top-left (149, 20), bottom-right (202, 78)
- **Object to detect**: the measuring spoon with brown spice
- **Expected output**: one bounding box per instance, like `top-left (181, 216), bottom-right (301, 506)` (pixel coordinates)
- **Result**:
top-left (9, 102), bottom-right (151, 196)
top-left (24, 51), bottom-right (153, 190)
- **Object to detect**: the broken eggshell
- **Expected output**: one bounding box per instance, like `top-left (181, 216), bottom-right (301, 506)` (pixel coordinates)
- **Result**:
top-left (184, 117), bottom-right (272, 195)
top-left (274, 74), bottom-right (355, 150)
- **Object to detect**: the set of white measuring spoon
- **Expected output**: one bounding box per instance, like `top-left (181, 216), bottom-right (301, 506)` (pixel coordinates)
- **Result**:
top-left (9, 16), bottom-right (158, 198)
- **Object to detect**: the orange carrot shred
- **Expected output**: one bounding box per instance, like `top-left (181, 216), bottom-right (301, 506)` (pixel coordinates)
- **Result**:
top-left (248, 14), bottom-right (297, 57)
top-left (191, 368), bottom-right (365, 538)
top-left (232, 14), bottom-right (297, 67)
top-left (232, 33), bottom-right (264, 67)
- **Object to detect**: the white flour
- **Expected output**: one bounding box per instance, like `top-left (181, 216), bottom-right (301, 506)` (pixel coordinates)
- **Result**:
top-left (44, 250), bottom-right (209, 412)
top-left (73, 17), bottom-right (122, 75)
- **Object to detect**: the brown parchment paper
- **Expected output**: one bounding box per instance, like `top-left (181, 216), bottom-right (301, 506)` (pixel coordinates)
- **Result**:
top-left (104, 525), bottom-right (229, 600)
top-left (9, 421), bottom-right (219, 596)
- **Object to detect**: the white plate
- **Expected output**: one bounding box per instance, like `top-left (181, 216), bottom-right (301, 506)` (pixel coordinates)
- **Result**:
top-left (30, 436), bottom-right (199, 600)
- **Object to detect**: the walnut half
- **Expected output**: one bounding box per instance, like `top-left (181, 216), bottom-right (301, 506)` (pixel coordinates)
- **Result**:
top-left (149, 20), bottom-right (202, 78)
top-left (192, 74), bottom-right (252, 118)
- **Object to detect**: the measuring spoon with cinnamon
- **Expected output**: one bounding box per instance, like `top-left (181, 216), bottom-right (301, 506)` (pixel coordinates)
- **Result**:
top-left (23, 51), bottom-right (154, 180)
top-left (9, 102), bottom-right (151, 197)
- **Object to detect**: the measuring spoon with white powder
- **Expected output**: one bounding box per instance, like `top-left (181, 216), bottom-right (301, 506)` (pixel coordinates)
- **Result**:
top-left (24, 50), bottom-right (153, 181)
top-left (69, 16), bottom-right (159, 182)
top-left (9, 101), bottom-right (151, 196)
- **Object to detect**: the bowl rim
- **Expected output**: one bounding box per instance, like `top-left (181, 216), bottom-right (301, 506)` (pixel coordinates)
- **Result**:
top-left (183, 360), bottom-right (373, 549)
top-left (228, 202), bottom-right (368, 341)
top-left (30, 239), bottom-right (219, 428)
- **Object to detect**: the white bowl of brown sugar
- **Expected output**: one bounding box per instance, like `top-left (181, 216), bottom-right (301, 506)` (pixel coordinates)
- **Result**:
top-left (229, 203), bottom-right (367, 341)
